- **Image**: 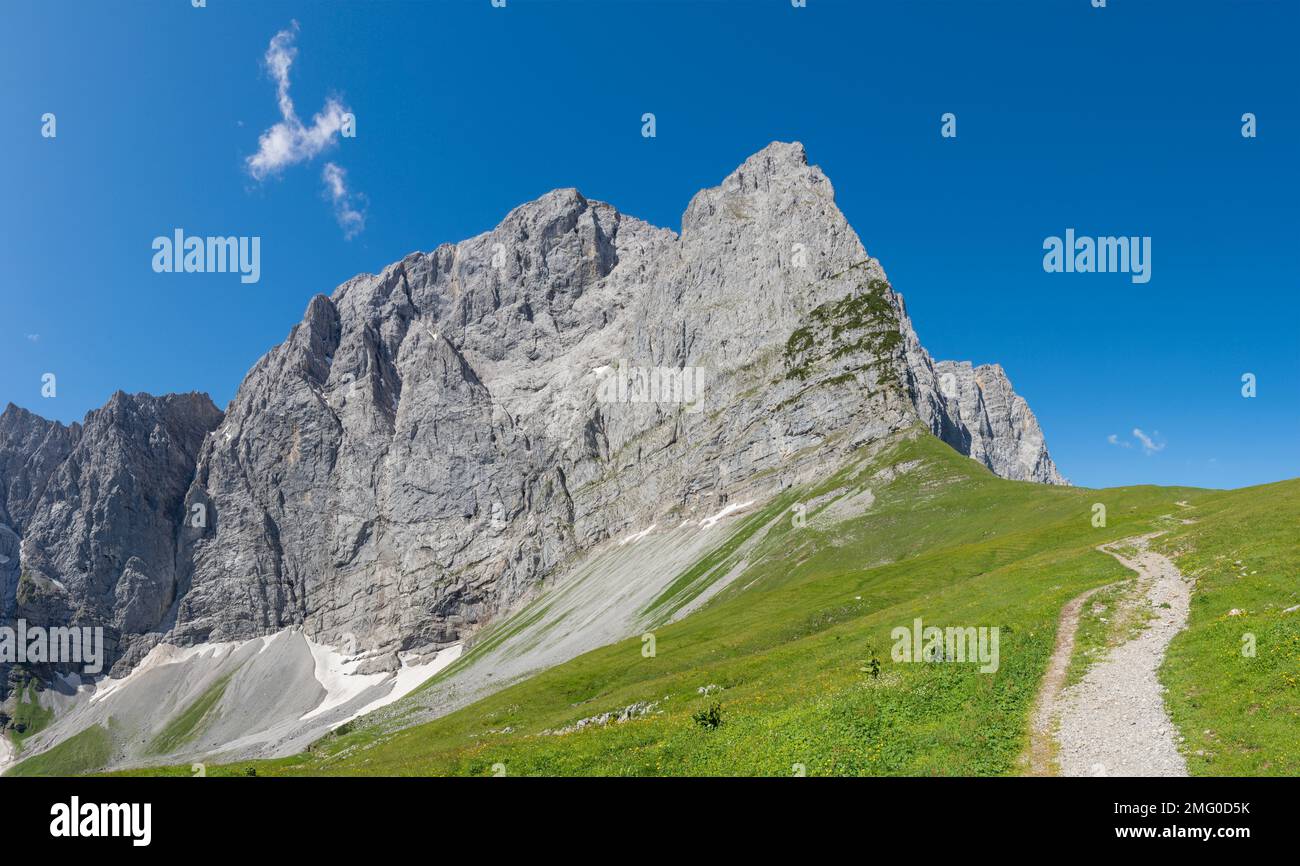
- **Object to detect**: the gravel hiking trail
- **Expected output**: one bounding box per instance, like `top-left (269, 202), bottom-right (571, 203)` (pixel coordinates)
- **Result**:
top-left (1023, 533), bottom-right (1192, 777)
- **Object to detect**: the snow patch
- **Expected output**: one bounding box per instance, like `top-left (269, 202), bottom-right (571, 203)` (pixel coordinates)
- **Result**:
top-left (299, 638), bottom-right (391, 722)
top-left (618, 524), bottom-right (657, 546)
top-left (301, 640), bottom-right (463, 724)
top-left (698, 500), bottom-right (754, 530)
top-left (348, 644), bottom-right (463, 722)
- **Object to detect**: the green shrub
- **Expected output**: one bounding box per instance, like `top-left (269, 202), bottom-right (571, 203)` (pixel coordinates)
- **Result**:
top-left (692, 703), bottom-right (723, 730)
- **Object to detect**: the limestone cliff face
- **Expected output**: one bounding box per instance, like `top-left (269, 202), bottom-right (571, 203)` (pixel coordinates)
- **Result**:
top-left (169, 143), bottom-right (921, 661)
top-left (0, 404), bottom-right (81, 626)
top-left (0, 394), bottom-right (222, 691)
top-left (933, 360), bottom-right (1066, 485)
top-left (1, 142), bottom-right (1065, 690)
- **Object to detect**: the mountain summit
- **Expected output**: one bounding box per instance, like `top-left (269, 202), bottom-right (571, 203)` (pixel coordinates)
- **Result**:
top-left (1, 143), bottom-right (1062, 764)
top-left (166, 141), bottom-right (1062, 663)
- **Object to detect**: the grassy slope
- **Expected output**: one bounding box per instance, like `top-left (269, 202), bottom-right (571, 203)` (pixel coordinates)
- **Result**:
top-left (117, 431), bottom-right (1269, 778)
top-left (1148, 485), bottom-right (1300, 775)
top-left (7, 723), bottom-right (113, 777)
top-left (8, 683), bottom-right (54, 745)
top-left (146, 674), bottom-right (231, 756)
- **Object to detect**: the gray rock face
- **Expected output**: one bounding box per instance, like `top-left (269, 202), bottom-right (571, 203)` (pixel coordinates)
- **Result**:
top-left (170, 144), bottom-right (923, 659)
top-left (0, 404), bottom-right (81, 534)
top-left (168, 141), bottom-right (1063, 664)
top-left (3, 143), bottom-right (1065, 697)
top-left (0, 404), bottom-right (81, 625)
top-left (0, 393), bottom-right (222, 691)
top-left (933, 360), bottom-right (1065, 485)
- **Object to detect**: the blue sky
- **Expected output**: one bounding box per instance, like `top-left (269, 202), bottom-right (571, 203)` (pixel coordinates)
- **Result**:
top-left (2, 0), bottom-right (1296, 489)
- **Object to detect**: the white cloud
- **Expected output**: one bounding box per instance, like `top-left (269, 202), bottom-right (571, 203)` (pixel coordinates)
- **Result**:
top-left (322, 162), bottom-right (366, 240)
top-left (245, 22), bottom-right (350, 180)
top-left (1108, 429), bottom-right (1165, 454)
top-left (26, 334), bottom-right (39, 343)
top-left (1131, 428), bottom-right (1165, 456)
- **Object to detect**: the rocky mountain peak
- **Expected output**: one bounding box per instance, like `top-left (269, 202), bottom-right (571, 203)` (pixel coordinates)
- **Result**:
top-left (720, 140), bottom-right (814, 188)
top-left (682, 141), bottom-right (836, 241)
top-left (3, 143), bottom-right (1066, 696)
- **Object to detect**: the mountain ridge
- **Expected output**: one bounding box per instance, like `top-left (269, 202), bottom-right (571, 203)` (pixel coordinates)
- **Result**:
top-left (1, 142), bottom-right (1063, 726)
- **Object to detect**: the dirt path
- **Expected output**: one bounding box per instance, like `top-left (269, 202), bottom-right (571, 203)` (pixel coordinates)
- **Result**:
top-left (1023, 533), bottom-right (1192, 777)
top-left (1021, 583), bottom-right (1114, 775)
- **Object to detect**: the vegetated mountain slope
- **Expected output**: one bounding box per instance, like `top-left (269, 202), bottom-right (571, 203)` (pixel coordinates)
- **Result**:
top-left (116, 429), bottom-right (1268, 778)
